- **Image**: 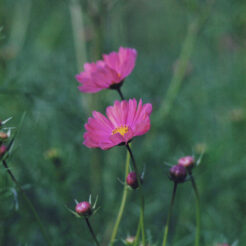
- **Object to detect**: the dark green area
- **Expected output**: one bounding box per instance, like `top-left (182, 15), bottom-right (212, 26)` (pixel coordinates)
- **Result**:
top-left (1, 0), bottom-right (246, 245)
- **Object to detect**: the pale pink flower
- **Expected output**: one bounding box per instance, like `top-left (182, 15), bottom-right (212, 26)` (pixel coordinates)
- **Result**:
top-left (83, 99), bottom-right (152, 150)
top-left (76, 47), bottom-right (137, 93)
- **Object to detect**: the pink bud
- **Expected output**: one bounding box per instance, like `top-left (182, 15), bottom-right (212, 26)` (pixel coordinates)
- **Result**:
top-left (0, 145), bottom-right (7, 157)
top-left (75, 201), bottom-right (92, 216)
top-left (126, 172), bottom-right (139, 189)
top-left (178, 156), bottom-right (195, 168)
top-left (169, 165), bottom-right (187, 183)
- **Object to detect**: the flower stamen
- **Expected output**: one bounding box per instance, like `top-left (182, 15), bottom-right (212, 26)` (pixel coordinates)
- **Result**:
top-left (112, 126), bottom-right (129, 136)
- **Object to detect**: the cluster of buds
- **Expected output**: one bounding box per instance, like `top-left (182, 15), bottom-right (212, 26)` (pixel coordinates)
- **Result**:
top-left (169, 156), bottom-right (195, 184)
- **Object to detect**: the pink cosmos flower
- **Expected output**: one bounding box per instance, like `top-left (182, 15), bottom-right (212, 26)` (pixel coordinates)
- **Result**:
top-left (83, 98), bottom-right (152, 150)
top-left (76, 47), bottom-right (137, 93)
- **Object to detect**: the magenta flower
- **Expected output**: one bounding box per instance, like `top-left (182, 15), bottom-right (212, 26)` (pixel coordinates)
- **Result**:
top-left (83, 98), bottom-right (152, 150)
top-left (76, 47), bottom-right (137, 93)
top-left (102, 47), bottom-right (137, 83)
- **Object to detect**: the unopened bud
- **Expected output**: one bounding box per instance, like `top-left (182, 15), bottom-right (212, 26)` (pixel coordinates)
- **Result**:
top-left (178, 156), bottom-right (195, 169)
top-left (0, 132), bottom-right (8, 140)
top-left (0, 145), bottom-right (7, 158)
top-left (0, 121), bottom-right (2, 128)
top-left (75, 201), bottom-right (92, 216)
top-left (169, 165), bottom-right (187, 183)
top-left (126, 172), bottom-right (140, 189)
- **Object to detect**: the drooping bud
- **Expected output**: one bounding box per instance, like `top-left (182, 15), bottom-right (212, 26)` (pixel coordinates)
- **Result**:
top-left (75, 201), bottom-right (92, 216)
top-left (169, 164), bottom-right (187, 183)
top-left (0, 132), bottom-right (8, 140)
top-left (0, 120), bottom-right (2, 128)
top-left (178, 156), bottom-right (195, 169)
top-left (126, 172), bottom-right (139, 189)
top-left (0, 145), bottom-right (7, 158)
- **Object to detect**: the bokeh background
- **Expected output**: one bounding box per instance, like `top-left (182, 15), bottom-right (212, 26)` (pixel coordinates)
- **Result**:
top-left (1, 0), bottom-right (246, 245)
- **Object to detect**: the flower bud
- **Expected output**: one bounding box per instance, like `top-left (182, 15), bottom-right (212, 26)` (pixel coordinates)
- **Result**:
top-left (169, 164), bottom-right (187, 183)
top-left (126, 172), bottom-right (140, 189)
top-left (0, 132), bottom-right (8, 140)
top-left (75, 201), bottom-right (92, 216)
top-left (0, 145), bottom-right (7, 158)
top-left (178, 156), bottom-right (195, 169)
top-left (0, 121), bottom-right (2, 128)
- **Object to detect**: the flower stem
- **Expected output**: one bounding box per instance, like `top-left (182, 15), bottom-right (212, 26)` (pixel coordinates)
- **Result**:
top-left (116, 87), bottom-right (124, 100)
top-left (162, 182), bottom-right (178, 246)
top-left (85, 217), bottom-right (101, 246)
top-left (189, 171), bottom-right (201, 246)
top-left (109, 150), bottom-right (130, 246)
top-left (133, 218), bottom-right (141, 246)
top-left (69, 0), bottom-right (87, 71)
top-left (2, 160), bottom-right (52, 246)
top-left (126, 144), bottom-right (146, 246)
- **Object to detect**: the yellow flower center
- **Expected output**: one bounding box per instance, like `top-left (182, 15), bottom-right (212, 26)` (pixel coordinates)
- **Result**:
top-left (112, 126), bottom-right (129, 136)
top-left (117, 73), bottom-right (121, 78)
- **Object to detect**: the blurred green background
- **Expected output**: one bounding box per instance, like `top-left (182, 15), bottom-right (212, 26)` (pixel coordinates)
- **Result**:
top-left (1, 0), bottom-right (246, 245)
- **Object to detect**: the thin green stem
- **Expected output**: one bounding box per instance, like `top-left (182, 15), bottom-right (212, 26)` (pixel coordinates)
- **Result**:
top-left (126, 144), bottom-right (146, 246)
top-left (69, 0), bottom-right (87, 71)
top-left (109, 151), bottom-right (130, 246)
top-left (116, 87), bottom-right (124, 100)
top-left (162, 182), bottom-right (178, 246)
top-left (2, 160), bottom-right (52, 246)
top-left (155, 20), bottom-right (199, 127)
top-left (189, 171), bottom-right (201, 246)
top-left (154, 0), bottom-right (215, 127)
top-left (85, 218), bottom-right (101, 246)
top-left (133, 219), bottom-right (141, 246)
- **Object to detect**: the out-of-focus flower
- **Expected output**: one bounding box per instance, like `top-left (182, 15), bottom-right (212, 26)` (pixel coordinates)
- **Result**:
top-left (228, 108), bottom-right (245, 123)
top-left (0, 132), bottom-right (8, 140)
top-left (44, 148), bottom-right (62, 167)
top-left (169, 164), bottom-right (187, 183)
top-left (83, 99), bottom-right (152, 150)
top-left (178, 156), bottom-right (195, 169)
top-left (75, 201), bottom-right (92, 216)
top-left (126, 172), bottom-right (139, 189)
top-left (76, 47), bottom-right (137, 93)
top-left (0, 145), bottom-right (7, 158)
top-left (194, 142), bottom-right (207, 155)
top-left (124, 236), bottom-right (136, 245)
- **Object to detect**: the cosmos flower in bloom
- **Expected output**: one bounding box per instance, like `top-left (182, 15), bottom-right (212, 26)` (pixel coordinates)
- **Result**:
top-left (83, 98), bottom-right (152, 150)
top-left (76, 47), bottom-right (137, 93)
